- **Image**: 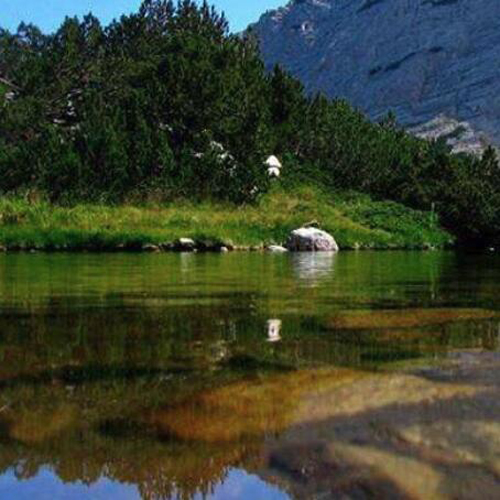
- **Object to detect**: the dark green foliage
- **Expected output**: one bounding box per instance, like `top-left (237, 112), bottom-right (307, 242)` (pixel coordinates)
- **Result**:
top-left (0, 1), bottom-right (269, 204)
top-left (1, 0), bottom-right (500, 246)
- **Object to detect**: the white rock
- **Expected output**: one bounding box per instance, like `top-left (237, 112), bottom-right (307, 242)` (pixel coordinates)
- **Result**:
top-left (267, 166), bottom-right (281, 177)
top-left (265, 155), bottom-right (282, 169)
top-left (286, 227), bottom-right (339, 252)
top-left (267, 245), bottom-right (288, 253)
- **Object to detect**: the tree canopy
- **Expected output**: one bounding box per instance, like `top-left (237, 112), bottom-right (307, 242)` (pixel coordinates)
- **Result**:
top-left (1, 0), bottom-right (499, 246)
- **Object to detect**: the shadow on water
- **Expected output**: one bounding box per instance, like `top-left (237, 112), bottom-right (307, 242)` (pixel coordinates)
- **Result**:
top-left (0, 252), bottom-right (500, 498)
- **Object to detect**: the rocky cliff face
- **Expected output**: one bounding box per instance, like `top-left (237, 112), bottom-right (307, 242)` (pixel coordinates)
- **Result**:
top-left (252, 0), bottom-right (500, 152)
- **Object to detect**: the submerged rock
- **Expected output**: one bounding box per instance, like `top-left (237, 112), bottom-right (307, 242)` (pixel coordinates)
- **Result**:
top-left (286, 227), bottom-right (339, 252)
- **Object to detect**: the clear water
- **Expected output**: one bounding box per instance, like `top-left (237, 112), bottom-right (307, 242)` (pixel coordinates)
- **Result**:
top-left (0, 251), bottom-right (499, 499)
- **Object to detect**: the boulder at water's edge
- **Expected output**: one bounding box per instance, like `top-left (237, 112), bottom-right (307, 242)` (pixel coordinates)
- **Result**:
top-left (286, 227), bottom-right (338, 252)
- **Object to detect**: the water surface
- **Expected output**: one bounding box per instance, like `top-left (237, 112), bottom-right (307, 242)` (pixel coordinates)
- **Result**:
top-left (0, 251), bottom-right (499, 499)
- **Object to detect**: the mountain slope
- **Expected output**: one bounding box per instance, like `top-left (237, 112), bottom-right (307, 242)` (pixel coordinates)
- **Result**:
top-left (252, 0), bottom-right (500, 151)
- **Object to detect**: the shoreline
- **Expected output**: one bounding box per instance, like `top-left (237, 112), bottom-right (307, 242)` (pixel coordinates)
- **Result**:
top-left (0, 188), bottom-right (454, 253)
top-left (0, 241), bottom-right (454, 253)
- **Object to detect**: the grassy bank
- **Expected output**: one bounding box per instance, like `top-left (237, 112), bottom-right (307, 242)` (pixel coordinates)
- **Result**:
top-left (0, 186), bottom-right (454, 251)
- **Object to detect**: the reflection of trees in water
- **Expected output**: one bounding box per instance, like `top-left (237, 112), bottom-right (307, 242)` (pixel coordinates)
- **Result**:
top-left (0, 270), bottom-right (499, 498)
top-left (0, 366), bottom-right (344, 500)
top-left (0, 295), bottom-right (300, 500)
top-left (267, 319), bottom-right (282, 342)
top-left (0, 423), bottom-right (244, 500)
top-left (0, 381), bottom-right (247, 499)
top-left (0, 296), bottom-right (263, 381)
top-left (0, 345), bottom-right (499, 499)
top-left (0, 301), bottom-right (498, 387)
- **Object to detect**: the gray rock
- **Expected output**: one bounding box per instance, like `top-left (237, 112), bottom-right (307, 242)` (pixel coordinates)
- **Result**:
top-left (267, 245), bottom-right (289, 253)
top-left (286, 227), bottom-right (339, 252)
top-left (142, 244), bottom-right (160, 252)
top-left (223, 240), bottom-right (235, 251)
top-left (159, 242), bottom-right (174, 251)
top-left (195, 239), bottom-right (228, 252)
top-left (252, 0), bottom-right (500, 152)
top-left (409, 115), bottom-right (487, 156)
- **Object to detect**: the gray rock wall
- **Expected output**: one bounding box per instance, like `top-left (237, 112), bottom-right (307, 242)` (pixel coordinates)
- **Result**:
top-left (253, 0), bottom-right (500, 150)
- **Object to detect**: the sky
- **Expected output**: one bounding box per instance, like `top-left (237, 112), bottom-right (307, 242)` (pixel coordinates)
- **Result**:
top-left (1, 0), bottom-right (285, 34)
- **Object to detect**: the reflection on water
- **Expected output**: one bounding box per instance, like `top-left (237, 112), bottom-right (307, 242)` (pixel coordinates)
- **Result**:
top-left (267, 319), bottom-right (282, 342)
top-left (0, 468), bottom-right (288, 500)
top-left (291, 252), bottom-right (335, 286)
top-left (0, 251), bottom-right (500, 499)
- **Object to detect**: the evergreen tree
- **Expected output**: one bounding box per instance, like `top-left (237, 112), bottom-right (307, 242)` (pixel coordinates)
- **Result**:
top-left (1, 0), bottom-right (500, 245)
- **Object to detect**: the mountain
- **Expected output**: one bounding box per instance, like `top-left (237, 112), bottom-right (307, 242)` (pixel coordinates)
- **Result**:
top-left (252, 0), bottom-right (500, 153)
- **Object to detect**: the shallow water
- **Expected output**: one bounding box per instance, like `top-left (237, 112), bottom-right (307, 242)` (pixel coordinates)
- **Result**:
top-left (0, 251), bottom-right (499, 499)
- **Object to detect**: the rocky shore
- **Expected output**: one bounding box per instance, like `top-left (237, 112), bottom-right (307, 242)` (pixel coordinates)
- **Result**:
top-left (0, 226), bottom-right (341, 254)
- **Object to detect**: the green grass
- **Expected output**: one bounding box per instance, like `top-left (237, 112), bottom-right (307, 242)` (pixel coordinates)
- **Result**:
top-left (0, 186), bottom-right (454, 251)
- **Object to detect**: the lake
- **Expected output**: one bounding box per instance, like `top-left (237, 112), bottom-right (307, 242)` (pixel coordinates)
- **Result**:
top-left (0, 251), bottom-right (499, 499)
